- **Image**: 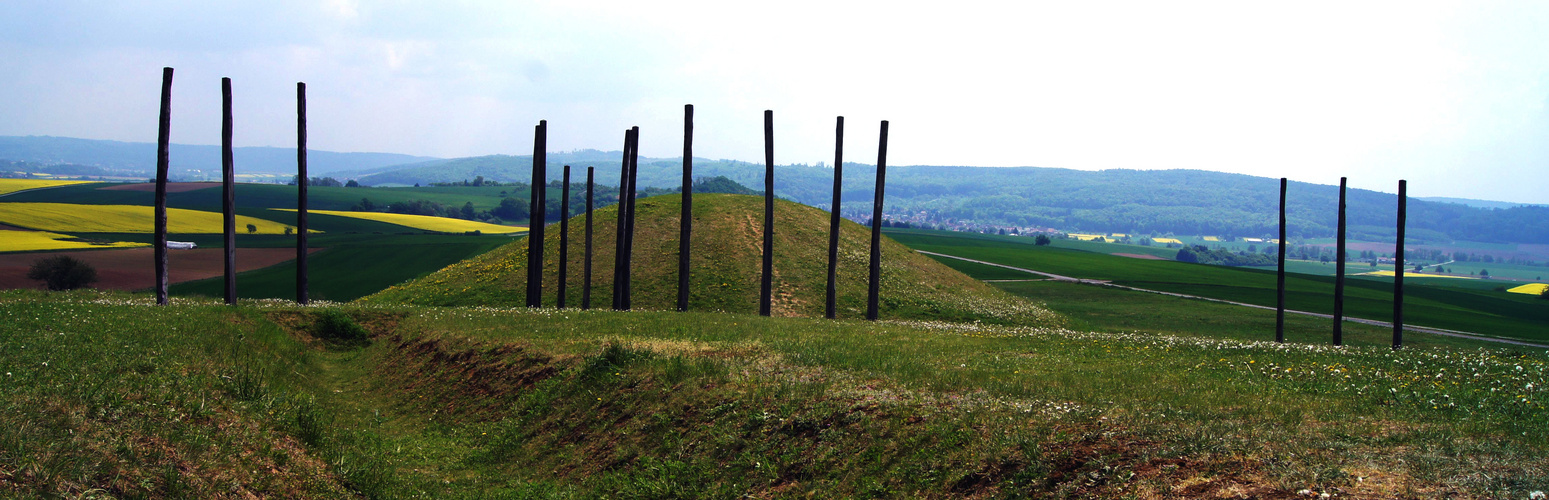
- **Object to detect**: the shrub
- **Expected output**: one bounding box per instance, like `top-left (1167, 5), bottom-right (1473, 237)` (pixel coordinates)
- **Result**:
top-left (27, 255), bottom-right (97, 291)
top-left (309, 310), bottom-right (370, 348)
top-left (1034, 234), bottom-right (1052, 246)
top-left (1540, 287), bottom-right (1548, 301)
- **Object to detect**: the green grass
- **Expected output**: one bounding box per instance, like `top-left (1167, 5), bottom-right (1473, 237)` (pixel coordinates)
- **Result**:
top-left (2, 290), bottom-right (1545, 498)
top-left (168, 234), bottom-right (510, 302)
top-left (4, 182), bottom-right (524, 213)
top-left (888, 228), bottom-right (1549, 343)
top-left (365, 194), bottom-right (1061, 326)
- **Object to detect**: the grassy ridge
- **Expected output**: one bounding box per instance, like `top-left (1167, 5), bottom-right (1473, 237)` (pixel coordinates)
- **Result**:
top-left (2, 291), bottom-right (1544, 498)
top-left (889, 229), bottom-right (1549, 342)
top-left (365, 194), bottom-right (1061, 326)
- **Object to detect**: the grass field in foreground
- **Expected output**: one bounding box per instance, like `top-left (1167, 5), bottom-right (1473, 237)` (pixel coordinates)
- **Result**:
top-left (1, 291), bottom-right (1543, 498)
top-left (0, 202), bottom-right (298, 234)
top-left (889, 228), bottom-right (1549, 343)
top-left (0, 229), bottom-right (148, 253)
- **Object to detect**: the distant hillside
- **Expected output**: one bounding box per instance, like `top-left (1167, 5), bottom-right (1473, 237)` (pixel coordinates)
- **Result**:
top-left (1417, 196), bottom-right (1548, 210)
top-left (356, 152), bottom-right (1549, 245)
top-left (0, 136), bottom-right (439, 177)
top-left (363, 193), bottom-right (1062, 326)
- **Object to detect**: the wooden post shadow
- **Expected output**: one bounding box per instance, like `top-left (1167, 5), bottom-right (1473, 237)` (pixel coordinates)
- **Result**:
top-left (826, 116), bottom-right (844, 319)
top-left (222, 77), bottom-right (236, 305)
top-left (867, 120), bottom-right (889, 321)
top-left (154, 67), bottom-right (173, 306)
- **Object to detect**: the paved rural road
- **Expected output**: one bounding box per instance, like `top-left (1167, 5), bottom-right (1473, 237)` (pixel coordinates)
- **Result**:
top-left (917, 250), bottom-right (1549, 350)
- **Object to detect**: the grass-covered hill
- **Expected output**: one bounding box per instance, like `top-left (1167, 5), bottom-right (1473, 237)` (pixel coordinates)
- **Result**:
top-left (3, 290), bottom-right (1545, 498)
top-left (364, 194), bottom-right (1060, 326)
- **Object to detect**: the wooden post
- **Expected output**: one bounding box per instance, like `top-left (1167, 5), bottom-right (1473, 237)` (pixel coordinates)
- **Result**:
top-left (1393, 179), bottom-right (1407, 349)
top-left (612, 129), bottom-right (632, 310)
top-left (295, 82), bottom-right (309, 305)
top-left (678, 104), bottom-right (693, 312)
top-left (222, 77), bottom-right (236, 305)
top-left (583, 166), bottom-right (594, 310)
top-left (867, 120), bottom-right (889, 321)
top-left (526, 121), bottom-right (546, 308)
top-left (826, 116), bottom-right (844, 319)
top-left (1275, 177), bottom-right (1286, 342)
top-left (623, 126), bottom-right (640, 311)
top-left (154, 67), bottom-right (173, 306)
top-left (759, 110), bottom-right (774, 317)
top-left (1333, 177), bottom-right (1347, 346)
top-left (558, 164), bottom-right (570, 308)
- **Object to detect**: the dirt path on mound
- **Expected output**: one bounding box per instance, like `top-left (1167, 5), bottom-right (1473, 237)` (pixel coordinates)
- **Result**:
top-left (0, 247), bottom-right (321, 291)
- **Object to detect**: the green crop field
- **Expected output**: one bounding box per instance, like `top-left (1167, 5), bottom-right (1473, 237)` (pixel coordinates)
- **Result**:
top-left (2, 290), bottom-right (1544, 498)
top-left (3, 182), bottom-right (527, 214)
top-left (169, 234), bottom-right (511, 302)
top-left (888, 228), bottom-right (1549, 344)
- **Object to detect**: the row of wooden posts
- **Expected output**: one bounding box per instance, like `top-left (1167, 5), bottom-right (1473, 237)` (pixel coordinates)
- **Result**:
top-left (149, 68), bottom-right (892, 319)
top-left (1274, 177), bottom-right (1410, 349)
top-left (522, 107), bottom-right (892, 319)
top-left (149, 67), bottom-right (1411, 344)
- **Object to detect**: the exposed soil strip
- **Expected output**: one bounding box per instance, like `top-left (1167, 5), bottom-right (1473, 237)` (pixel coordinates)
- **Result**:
top-left (1112, 252), bottom-right (1167, 260)
top-left (0, 247), bottom-right (321, 291)
top-left (917, 250), bottom-right (1549, 349)
top-left (97, 182), bottom-right (222, 193)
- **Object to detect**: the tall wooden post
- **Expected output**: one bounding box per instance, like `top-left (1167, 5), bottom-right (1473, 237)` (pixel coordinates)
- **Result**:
top-left (678, 104), bottom-right (693, 312)
top-left (1393, 180), bottom-right (1407, 349)
top-left (558, 165), bottom-right (571, 308)
top-left (826, 116), bottom-right (844, 319)
top-left (759, 110), bottom-right (774, 317)
top-left (612, 129), bottom-right (632, 310)
top-left (1275, 178), bottom-right (1286, 342)
top-left (154, 67), bottom-right (173, 306)
top-left (583, 166), bottom-right (594, 310)
top-left (526, 121), bottom-right (547, 308)
top-left (867, 121), bottom-right (889, 321)
top-left (222, 77), bottom-right (236, 305)
top-left (622, 126), bottom-right (640, 311)
top-left (295, 82), bottom-right (309, 305)
top-left (1333, 177), bottom-right (1347, 346)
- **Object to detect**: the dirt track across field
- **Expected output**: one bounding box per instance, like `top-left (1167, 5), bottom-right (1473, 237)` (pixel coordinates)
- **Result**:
top-left (1112, 253), bottom-right (1167, 260)
top-left (0, 247), bottom-right (320, 291)
top-left (98, 182), bottom-right (222, 193)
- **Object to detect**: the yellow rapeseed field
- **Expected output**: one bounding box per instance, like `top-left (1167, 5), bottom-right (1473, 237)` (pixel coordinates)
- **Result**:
top-left (0, 203), bottom-right (298, 234)
top-left (1068, 233), bottom-right (1107, 242)
top-left (1152, 237), bottom-right (1183, 244)
top-left (1355, 270), bottom-right (1476, 280)
top-left (0, 179), bottom-right (93, 196)
top-left (0, 230), bottom-right (149, 252)
top-left (1202, 236), bottom-right (1221, 242)
top-left (278, 209), bottom-right (527, 234)
top-left (1506, 283), bottom-right (1548, 295)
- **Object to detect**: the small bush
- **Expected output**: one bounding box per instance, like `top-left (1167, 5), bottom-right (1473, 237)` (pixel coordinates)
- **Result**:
top-left (309, 310), bottom-right (370, 348)
top-left (1540, 287), bottom-right (1549, 300)
top-left (27, 255), bottom-right (98, 291)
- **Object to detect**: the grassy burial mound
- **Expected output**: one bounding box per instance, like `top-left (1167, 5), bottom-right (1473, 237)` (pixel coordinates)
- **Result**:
top-left (365, 194), bottom-right (1060, 325)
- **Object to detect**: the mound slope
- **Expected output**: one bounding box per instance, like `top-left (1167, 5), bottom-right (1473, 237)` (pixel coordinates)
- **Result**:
top-left (364, 194), bottom-right (1060, 325)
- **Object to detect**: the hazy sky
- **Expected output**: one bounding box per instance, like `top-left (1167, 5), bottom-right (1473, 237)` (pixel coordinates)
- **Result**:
top-left (3, 1), bottom-right (1547, 203)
